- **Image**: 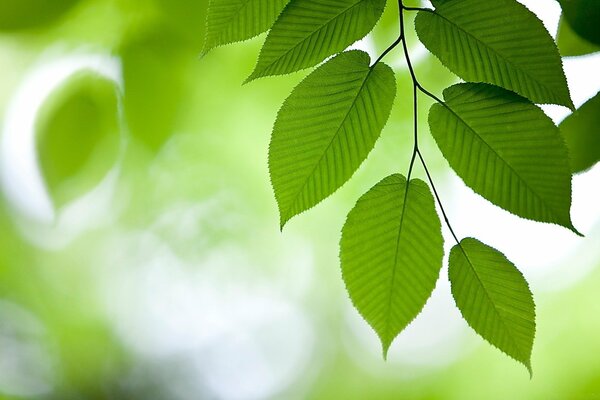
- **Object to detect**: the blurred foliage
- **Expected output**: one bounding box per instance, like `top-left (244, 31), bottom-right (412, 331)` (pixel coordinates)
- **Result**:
top-left (557, 17), bottom-right (600, 57)
top-left (0, 1), bottom-right (598, 399)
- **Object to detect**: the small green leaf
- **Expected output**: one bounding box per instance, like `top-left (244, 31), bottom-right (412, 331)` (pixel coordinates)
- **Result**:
top-left (557, 17), bottom-right (600, 57)
top-left (202, 0), bottom-right (289, 56)
top-left (36, 72), bottom-right (120, 208)
top-left (0, 0), bottom-right (80, 31)
top-left (449, 238), bottom-right (535, 374)
top-left (269, 50), bottom-right (396, 227)
top-left (560, 91), bottom-right (600, 173)
top-left (415, 0), bottom-right (573, 108)
top-left (429, 83), bottom-right (578, 234)
top-left (559, 0), bottom-right (600, 46)
top-left (247, 0), bottom-right (386, 81)
top-left (340, 174), bottom-right (444, 357)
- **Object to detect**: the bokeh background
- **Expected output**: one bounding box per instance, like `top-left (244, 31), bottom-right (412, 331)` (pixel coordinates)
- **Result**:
top-left (0, 0), bottom-right (599, 399)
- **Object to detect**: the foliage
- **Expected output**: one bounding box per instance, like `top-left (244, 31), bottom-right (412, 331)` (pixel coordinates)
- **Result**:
top-left (204, 0), bottom-right (600, 374)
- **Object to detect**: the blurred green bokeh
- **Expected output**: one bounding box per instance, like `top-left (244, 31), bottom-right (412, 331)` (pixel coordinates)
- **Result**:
top-left (0, 1), bottom-right (599, 399)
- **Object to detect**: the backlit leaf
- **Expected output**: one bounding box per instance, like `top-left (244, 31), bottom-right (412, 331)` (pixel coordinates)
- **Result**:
top-left (428, 83), bottom-right (578, 233)
top-left (247, 0), bottom-right (386, 81)
top-left (415, 0), bottom-right (573, 108)
top-left (449, 238), bottom-right (535, 374)
top-left (202, 0), bottom-right (288, 56)
top-left (560, 91), bottom-right (600, 173)
top-left (340, 174), bottom-right (444, 357)
top-left (269, 50), bottom-right (396, 227)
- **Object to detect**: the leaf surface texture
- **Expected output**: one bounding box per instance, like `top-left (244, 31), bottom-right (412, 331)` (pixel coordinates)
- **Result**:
top-left (340, 175), bottom-right (444, 356)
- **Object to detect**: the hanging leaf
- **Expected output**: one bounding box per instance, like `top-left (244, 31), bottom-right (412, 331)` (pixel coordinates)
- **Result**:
top-left (270, 50), bottom-right (396, 227)
top-left (415, 0), bottom-right (573, 109)
top-left (340, 174), bottom-right (444, 357)
top-left (246, 0), bottom-right (386, 82)
top-left (559, 0), bottom-right (600, 46)
top-left (449, 238), bottom-right (535, 374)
top-left (36, 72), bottom-right (120, 208)
top-left (428, 83), bottom-right (578, 233)
top-left (560, 91), bottom-right (600, 173)
top-left (202, 0), bottom-right (288, 56)
top-left (557, 17), bottom-right (600, 57)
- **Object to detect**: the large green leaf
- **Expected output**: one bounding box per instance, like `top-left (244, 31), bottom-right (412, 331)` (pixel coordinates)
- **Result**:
top-left (36, 72), bottom-right (120, 208)
top-left (449, 238), bottom-right (535, 374)
top-left (559, 0), bottom-right (600, 46)
top-left (557, 17), bottom-right (600, 57)
top-left (246, 0), bottom-right (386, 82)
top-left (340, 174), bottom-right (444, 357)
top-left (202, 0), bottom-right (288, 56)
top-left (560, 91), bottom-right (600, 173)
top-left (415, 0), bottom-right (573, 108)
top-left (429, 83), bottom-right (578, 233)
top-left (269, 50), bottom-right (395, 227)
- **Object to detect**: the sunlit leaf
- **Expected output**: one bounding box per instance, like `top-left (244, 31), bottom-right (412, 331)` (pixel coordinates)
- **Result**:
top-left (415, 0), bottom-right (573, 108)
top-left (429, 83), bottom-right (578, 233)
top-left (557, 17), bottom-right (600, 57)
top-left (560, 91), bottom-right (600, 173)
top-left (340, 174), bottom-right (444, 357)
top-left (269, 50), bottom-right (396, 227)
top-left (449, 238), bottom-right (535, 374)
top-left (36, 72), bottom-right (120, 208)
top-left (247, 0), bottom-right (386, 81)
top-left (202, 0), bottom-right (288, 56)
top-left (559, 0), bottom-right (600, 46)
top-left (0, 0), bottom-right (80, 30)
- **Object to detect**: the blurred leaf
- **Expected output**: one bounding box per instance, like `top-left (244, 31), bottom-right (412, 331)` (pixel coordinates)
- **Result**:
top-left (559, 0), bottom-right (600, 46)
top-left (560, 91), bottom-right (600, 173)
top-left (246, 0), bottom-right (386, 81)
top-left (415, 0), bottom-right (573, 108)
top-left (36, 72), bottom-right (120, 208)
top-left (449, 238), bottom-right (535, 374)
top-left (120, 27), bottom-right (189, 152)
top-left (557, 17), bottom-right (600, 57)
top-left (269, 50), bottom-right (396, 227)
top-left (0, 0), bottom-right (81, 31)
top-left (429, 83), bottom-right (577, 233)
top-left (202, 0), bottom-right (288, 56)
top-left (154, 0), bottom-right (209, 47)
top-left (340, 175), bottom-right (444, 357)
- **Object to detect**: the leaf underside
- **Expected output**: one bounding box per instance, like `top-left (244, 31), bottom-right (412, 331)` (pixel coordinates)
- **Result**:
top-left (269, 50), bottom-right (396, 227)
top-left (449, 238), bottom-right (535, 374)
top-left (202, 0), bottom-right (289, 56)
top-left (560, 91), bottom-right (600, 173)
top-left (247, 0), bottom-right (386, 81)
top-left (429, 83), bottom-right (578, 233)
top-left (340, 175), bottom-right (444, 357)
top-left (415, 0), bottom-right (573, 108)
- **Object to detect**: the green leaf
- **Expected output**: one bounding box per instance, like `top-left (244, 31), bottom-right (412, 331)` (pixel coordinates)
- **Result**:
top-left (429, 83), bottom-right (578, 233)
top-left (246, 0), bottom-right (386, 81)
top-left (560, 91), bottom-right (600, 173)
top-left (0, 0), bottom-right (80, 31)
top-left (415, 0), bottom-right (573, 109)
top-left (36, 72), bottom-right (120, 208)
top-left (559, 0), bottom-right (600, 46)
top-left (120, 27), bottom-right (189, 152)
top-left (557, 17), bottom-right (600, 57)
top-left (449, 238), bottom-right (535, 374)
top-left (269, 50), bottom-right (396, 227)
top-left (340, 174), bottom-right (444, 357)
top-left (202, 0), bottom-right (289, 56)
